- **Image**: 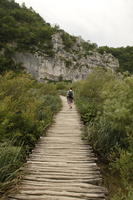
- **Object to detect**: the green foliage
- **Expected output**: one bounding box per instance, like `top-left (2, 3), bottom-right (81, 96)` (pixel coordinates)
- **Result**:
top-left (111, 149), bottom-right (133, 186)
top-left (61, 32), bottom-right (76, 51)
top-left (74, 68), bottom-right (133, 198)
top-left (0, 71), bottom-right (61, 194)
top-left (56, 81), bottom-right (70, 90)
top-left (65, 59), bottom-right (73, 68)
top-left (0, 0), bottom-right (58, 73)
top-left (75, 96), bottom-right (97, 124)
top-left (111, 186), bottom-right (133, 200)
top-left (82, 41), bottom-right (97, 53)
top-left (55, 81), bottom-right (71, 96)
top-left (0, 144), bottom-right (23, 183)
top-left (98, 46), bottom-right (133, 73)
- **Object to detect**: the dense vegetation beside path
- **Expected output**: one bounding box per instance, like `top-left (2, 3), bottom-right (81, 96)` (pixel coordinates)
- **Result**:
top-left (0, 71), bottom-right (61, 195)
top-left (74, 69), bottom-right (133, 200)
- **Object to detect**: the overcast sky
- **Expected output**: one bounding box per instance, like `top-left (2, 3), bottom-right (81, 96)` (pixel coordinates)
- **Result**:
top-left (15, 0), bottom-right (133, 47)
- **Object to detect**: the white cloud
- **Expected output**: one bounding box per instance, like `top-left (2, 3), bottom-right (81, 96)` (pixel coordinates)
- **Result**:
top-left (15, 0), bottom-right (133, 47)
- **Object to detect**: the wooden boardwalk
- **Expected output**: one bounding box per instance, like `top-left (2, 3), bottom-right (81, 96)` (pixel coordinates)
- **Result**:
top-left (9, 96), bottom-right (107, 200)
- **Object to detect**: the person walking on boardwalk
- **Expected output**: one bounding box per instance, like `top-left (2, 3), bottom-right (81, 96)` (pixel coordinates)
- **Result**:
top-left (67, 87), bottom-right (74, 109)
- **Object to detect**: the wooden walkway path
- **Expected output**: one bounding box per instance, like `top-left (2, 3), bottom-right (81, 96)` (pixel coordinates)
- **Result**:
top-left (9, 96), bottom-right (107, 200)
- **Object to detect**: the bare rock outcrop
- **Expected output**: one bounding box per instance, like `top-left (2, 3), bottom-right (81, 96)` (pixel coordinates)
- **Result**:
top-left (14, 33), bottom-right (119, 82)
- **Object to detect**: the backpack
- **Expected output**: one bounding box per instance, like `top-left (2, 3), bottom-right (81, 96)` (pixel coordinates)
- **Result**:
top-left (68, 90), bottom-right (73, 98)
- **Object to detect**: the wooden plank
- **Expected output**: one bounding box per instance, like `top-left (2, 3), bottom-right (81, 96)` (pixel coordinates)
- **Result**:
top-left (9, 194), bottom-right (88, 200)
top-left (20, 184), bottom-right (107, 193)
top-left (25, 168), bottom-right (100, 175)
top-left (23, 177), bottom-right (102, 184)
top-left (15, 189), bottom-right (105, 198)
top-left (20, 180), bottom-right (106, 190)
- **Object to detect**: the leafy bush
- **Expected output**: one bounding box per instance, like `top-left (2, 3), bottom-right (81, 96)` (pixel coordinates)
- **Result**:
top-left (61, 32), bottom-right (76, 51)
top-left (111, 149), bottom-right (133, 186)
top-left (82, 41), bottom-right (97, 53)
top-left (111, 186), bottom-right (133, 200)
top-left (55, 81), bottom-right (72, 96)
top-left (55, 82), bottom-right (69, 90)
top-left (65, 60), bottom-right (72, 68)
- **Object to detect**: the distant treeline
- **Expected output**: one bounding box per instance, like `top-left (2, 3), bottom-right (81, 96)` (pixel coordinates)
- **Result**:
top-left (98, 46), bottom-right (133, 73)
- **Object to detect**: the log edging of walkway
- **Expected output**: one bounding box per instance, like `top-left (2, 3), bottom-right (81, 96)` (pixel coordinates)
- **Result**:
top-left (8, 96), bottom-right (107, 200)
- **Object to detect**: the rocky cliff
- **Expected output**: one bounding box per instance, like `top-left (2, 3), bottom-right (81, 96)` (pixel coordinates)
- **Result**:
top-left (14, 33), bottom-right (119, 82)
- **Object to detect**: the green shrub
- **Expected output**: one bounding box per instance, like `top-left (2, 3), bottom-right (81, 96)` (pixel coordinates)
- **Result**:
top-left (65, 60), bottom-right (72, 68)
top-left (82, 41), bottom-right (97, 52)
top-left (55, 81), bottom-right (72, 96)
top-left (111, 149), bottom-right (133, 186)
top-left (61, 32), bottom-right (76, 50)
top-left (111, 186), bottom-right (133, 200)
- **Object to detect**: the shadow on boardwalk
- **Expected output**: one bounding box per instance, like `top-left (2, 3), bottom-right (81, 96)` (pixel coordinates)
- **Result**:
top-left (8, 96), bottom-right (107, 200)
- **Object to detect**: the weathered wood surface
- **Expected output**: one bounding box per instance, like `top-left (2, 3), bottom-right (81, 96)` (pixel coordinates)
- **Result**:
top-left (9, 96), bottom-right (107, 200)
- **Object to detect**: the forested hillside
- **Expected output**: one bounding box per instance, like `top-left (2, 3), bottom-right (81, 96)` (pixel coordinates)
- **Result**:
top-left (1, 0), bottom-right (133, 75)
top-left (0, 0), bottom-right (98, 77)
top-left (98, 46), bottom-right (133, 73)
top-left (0, 0), bottom-right (60, 73)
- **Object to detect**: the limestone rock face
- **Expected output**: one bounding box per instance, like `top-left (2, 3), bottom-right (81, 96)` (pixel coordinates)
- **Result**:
top-left (14, 33), bottom-right (119, 82)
